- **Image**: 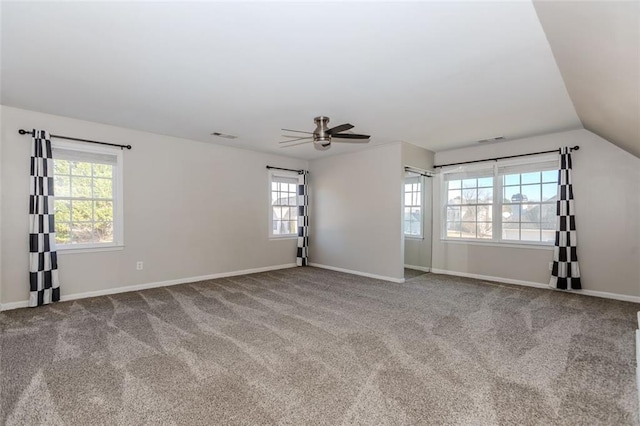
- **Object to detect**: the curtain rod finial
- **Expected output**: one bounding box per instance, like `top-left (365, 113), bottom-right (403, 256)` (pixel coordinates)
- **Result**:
top-left (571, 146), bottom-right (580, 151)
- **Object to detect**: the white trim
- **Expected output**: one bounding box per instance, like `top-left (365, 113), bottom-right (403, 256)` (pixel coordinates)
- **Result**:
top-left (57, 245), bottom-right (125, 255)
top-left (309, 263), bottom-right (405, 283)
top-left (0, 263), bottom-right (297, 312)
top-left (430, 268), bottom-right (640, 303)
top-left (404, 265), bottom-right (431, 272)
top-left (439, 239), bottom-right (554, 250)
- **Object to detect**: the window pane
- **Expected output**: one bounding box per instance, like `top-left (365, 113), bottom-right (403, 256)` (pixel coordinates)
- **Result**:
top-left (461, 188), bottom-right (477, 204)
top-left (93, 178), bottom-right (113, 199)
top-left (411, 221), bottom-right (421, 235)
top-left (448, 189), bottom-right (461, 204)
top-left (70, 222), bottom-right (93, 244)
top-left (477, 177), bottom-right (493, 188)
top-left (56, 222), bottom-right (71, 244)
top-left (477, 205), bottom-right (492, 221)
top-left (71, 177), bottom-right (92, 198)
top-left (502, 204), bottom-right (516, 222)
top-left (504, 174), bottom-right (519, 186)
top-left (541, 204), bottom-right (556, 223)
top-left (477, 223), bottom-right (492, 239)
top-left (542, 183), bottom-right (557, 201)
top-left (54, 159), bottom-right (70, 175)
top-left (93, 164), bottom-right (113, 178)
top-left (54, 200), bottom-right (71, 223)
top-left (502, 222), bottom-right (519, 240)
top-left (521, 204), bottom-right (540, 222)
top-left (541, 222), bottom-right (555, 242)
top-left (94, 222), bottom-right (113, 243)
top-left (461, 222), bottom-right (476, 238)
top-left (55, 176), bottom-right (71, 197)
top-left (94, 201), bottom-right (113, 222)
top-left (461, 206), bottom-right (476, 221)
top-left (447, 206), bottom-right (461, 222)
top-left (521, 184), bottom-right (541, 202)
top-left (477, 187), bottom-right (493, 202)
top-left (446, 224), bottom-right (461, 238)
top-left (542, 170), bottom-right (557, 183)
top-left (405, 192), bottom-right (412, 205)
top-left (71, 200), bottom-right (92, 222)
top-left (414, 192), bottom-right (421, 206)
top-left (462, 178), bottom-right (476, 188)
top-left (504, 186), bottom-right (520, 202)
top-left (271, 182), bottom-right (278, 191)
top-left (521, 223), bottom-right (541, 241)
top-left (522, 172), bottom-right (540, 184)
top-left (70, 161), bottom-right (92, 176)
top-left (404, 220), bottom-right (411, 234)
top-left (448, 180), bottom-right (461, 190)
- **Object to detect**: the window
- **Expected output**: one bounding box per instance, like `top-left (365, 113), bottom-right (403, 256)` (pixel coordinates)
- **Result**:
top-left (404, 174), bottom-right (423, 237)
top-left (269, 172), bottom-right (298, 237)
top-left (52, 141), bottom-right (123, 249)
top-left (442, 155), bottom-right (558, 244)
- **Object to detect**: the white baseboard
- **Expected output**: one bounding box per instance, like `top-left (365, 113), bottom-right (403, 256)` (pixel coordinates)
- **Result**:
top-left (0, 263), bottom-right (297, 312)
top-left (309, 263), bottom-right (405, 283)
top-left (404, 265), bottom-right (431, 273)
top-left (430, 268), bottom-right (640, 304)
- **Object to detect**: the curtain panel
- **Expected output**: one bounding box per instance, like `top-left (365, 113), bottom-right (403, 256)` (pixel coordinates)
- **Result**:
top-left (29, 129), bottom-right (60, 306)
top-left (550, 147), bottom-right (581, 290)
top-left (297, 171), bottom-right (309, 266)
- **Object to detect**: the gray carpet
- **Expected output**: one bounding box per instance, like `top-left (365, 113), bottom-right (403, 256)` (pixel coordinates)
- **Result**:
top-left (1, 267), bottom-right (638, 425)
top-left (404, 268), bottom-right (428, 280)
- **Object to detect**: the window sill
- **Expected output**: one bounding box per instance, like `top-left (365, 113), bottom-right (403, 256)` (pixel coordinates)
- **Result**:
top-left (404, 235), bottom-right (424, 240)
top-left (269, 235), bottom-right (298, 240)
top-left (57, 245), bottom-right (125, 255)
top-left (440, 239), bottom-right (553, 250)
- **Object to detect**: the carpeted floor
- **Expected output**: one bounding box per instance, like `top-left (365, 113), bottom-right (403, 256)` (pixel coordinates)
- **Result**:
top-left (1, 267), bottom-right (638, 425)
top-left (404, 268), bottom-right (428, 280)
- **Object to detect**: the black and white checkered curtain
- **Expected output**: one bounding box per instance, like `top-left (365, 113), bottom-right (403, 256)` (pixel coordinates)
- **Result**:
top-left (29, 130), bottom-right (60, 307)
top-left (297, 171), bottom-right (309, 266)
top-left (550, 147), bottom-right (581, 290)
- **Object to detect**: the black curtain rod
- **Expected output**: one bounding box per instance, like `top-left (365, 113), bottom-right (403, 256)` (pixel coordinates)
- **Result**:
top-left (433, 146), bottom-right (579, 169)
top-left (404, 167), bottom-right (433, 178)
top-left (266, 165), bottom-right (305, 174)
top-left (18, 129), bottom-right (132, 150)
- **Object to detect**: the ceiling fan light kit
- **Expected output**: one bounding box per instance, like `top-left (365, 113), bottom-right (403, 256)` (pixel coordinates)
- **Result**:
top-left (280, 116), bottom-right (370, 150)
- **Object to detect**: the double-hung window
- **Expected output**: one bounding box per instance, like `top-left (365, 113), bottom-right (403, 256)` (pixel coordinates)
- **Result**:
top-left (52, 141), bottom-right (124, 250)
top-left (442, 155), bottom-right (558, 244)
top-left (269, 172), bottom-right (298, 237)
top-left (404, 173), bottom-right (424, 238)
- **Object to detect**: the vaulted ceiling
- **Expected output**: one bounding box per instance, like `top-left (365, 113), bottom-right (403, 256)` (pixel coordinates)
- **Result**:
top-left (1, 1), bottom-right (636, 160)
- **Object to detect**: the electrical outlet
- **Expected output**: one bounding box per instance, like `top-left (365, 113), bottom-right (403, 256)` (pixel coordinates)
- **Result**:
top-left (136, 261), bottom-right (143, 271)
top-left (548, 262), bottom-right (553, 271)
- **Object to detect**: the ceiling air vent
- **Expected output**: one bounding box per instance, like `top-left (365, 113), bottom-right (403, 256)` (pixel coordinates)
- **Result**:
top-left (211, 132), bottom-right (238, 139)
top-left (477, 136), bottom-right (505, 143)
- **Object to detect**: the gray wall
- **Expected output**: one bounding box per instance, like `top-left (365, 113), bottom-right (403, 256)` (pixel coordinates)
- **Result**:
top-left (432, 129), bottom-right (640, 298)
top-left (402, 142), bottom-right (435, 270)
top-left (1, 106), bottom-right (307, 304)
top-left (309, 143), bottom-right (404, 280)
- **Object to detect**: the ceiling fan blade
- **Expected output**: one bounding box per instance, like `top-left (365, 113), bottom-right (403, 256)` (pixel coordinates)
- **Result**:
top-left (279, 137), bottom-right (313, 143)
top-left (280, 140), bottom-right (314, 148)
top-left (281, 128), bottom-right (314, 134)
top-left (332, 139), bottom-right (370, 144)
top-left (331, 133), bottom-right (370, 139)
top-left (326, 123), bottom-right (354, 134)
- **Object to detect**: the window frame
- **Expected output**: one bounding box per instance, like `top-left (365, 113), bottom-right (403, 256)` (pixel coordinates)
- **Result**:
top-left (440, 155), bottom-right (559, 247)
top-left (268, 170), bottom-right (299, 239)
top-left (404, 173), bottom-right (424, 239)
top-left (52, 139), bottom-right (124, 252)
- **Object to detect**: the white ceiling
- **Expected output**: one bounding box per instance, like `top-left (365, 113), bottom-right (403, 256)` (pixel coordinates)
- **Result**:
top-left (1, 1), bottom-right (582, 160)
top-left (534, 0), bottom-right (640, 158)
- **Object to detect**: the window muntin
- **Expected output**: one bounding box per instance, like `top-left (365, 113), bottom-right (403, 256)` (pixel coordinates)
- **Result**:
top-left (270, 173), bottom-right (298, 237)
top-left (404, 175), bottom-right (423, 237)
top-left (52, 142), bottom-right (123, 249)
top-left (442, 157), bottom-right (558, 245)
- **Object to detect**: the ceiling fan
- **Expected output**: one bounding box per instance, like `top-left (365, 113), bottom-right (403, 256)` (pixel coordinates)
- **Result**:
top-left (280, 116), bottom-right (370, 151)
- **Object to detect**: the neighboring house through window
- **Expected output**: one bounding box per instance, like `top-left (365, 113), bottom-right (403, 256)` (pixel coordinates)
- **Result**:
top-left (269, 171), bottom-right (298, 237)
top-left (52, 140), bottom-right (124, 249)
top-left (442, 154), bottom-right (558, 244)
top-left (404, 173), bottom-right (424, 238)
